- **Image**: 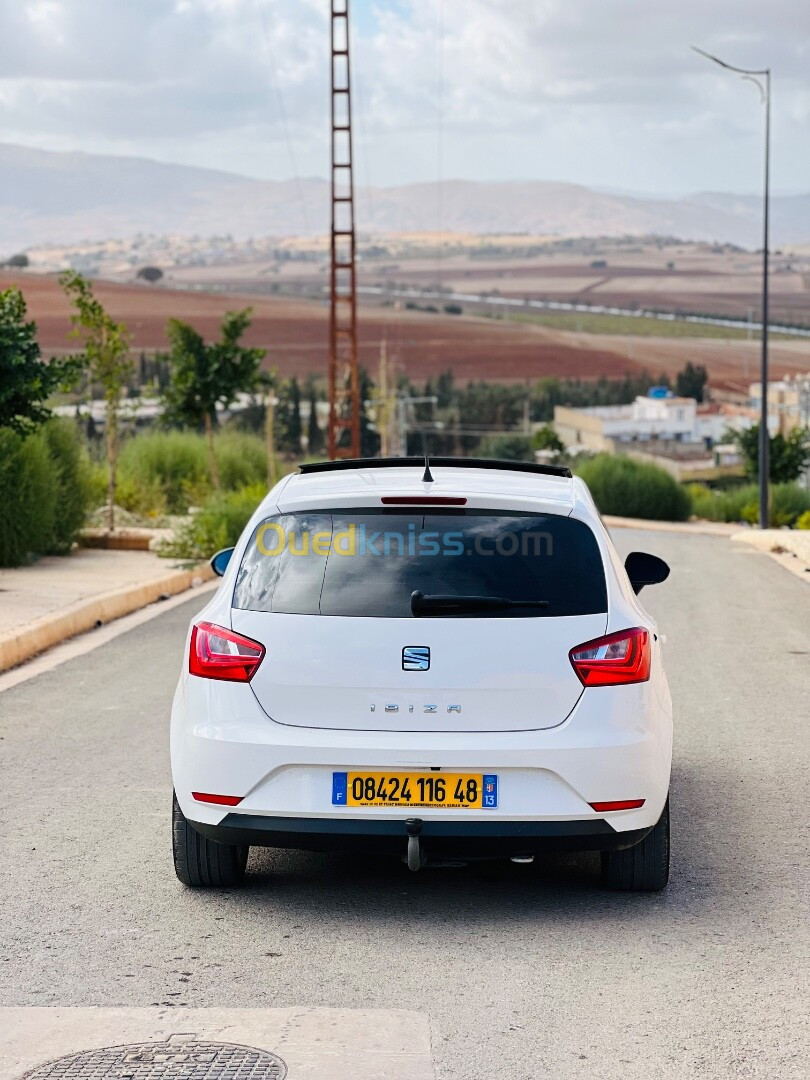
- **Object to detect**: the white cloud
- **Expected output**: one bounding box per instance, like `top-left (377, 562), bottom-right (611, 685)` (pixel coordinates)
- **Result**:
top-left (0, 0), bottom-right (808, 194)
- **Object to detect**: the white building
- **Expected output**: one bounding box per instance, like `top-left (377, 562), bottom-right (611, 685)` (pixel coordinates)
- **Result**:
top-left (554, 389), bottom-right (740, 453)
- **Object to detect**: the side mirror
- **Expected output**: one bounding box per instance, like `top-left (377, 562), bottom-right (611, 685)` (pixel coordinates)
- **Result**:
top-left (625, 551), bottom-right (670, 594)
top-left (210, 547), bottom-right (235, 577)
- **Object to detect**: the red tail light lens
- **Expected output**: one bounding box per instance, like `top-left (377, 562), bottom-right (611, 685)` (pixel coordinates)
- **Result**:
top-left (569, 627), bottom-right (651, 687)
top-left (192, 792), bottom-right (244, 806)
top-left (590, 799), bottom-right (646, 812)
top-left (381, 496), bottom-right (467, 506)
top-left (189, 621), bottom-right (265, 682)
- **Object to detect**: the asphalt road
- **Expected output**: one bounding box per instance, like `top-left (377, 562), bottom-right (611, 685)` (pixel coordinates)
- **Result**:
top-left (1, 529), bottom-right (808, 1079)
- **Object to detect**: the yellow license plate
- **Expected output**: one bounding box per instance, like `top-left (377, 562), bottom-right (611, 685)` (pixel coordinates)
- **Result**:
top-left (332, 771), bottom-right (498, 809)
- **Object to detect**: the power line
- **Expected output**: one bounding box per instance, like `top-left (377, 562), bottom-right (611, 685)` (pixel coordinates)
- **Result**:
top-left (254, 0), bottom-right (311, 235)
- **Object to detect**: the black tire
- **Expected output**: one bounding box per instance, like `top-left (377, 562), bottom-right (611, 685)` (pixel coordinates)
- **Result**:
top-left (600, 797), bottom-right (670, 892)
top-left (172, 792), bottom-right (249, 888)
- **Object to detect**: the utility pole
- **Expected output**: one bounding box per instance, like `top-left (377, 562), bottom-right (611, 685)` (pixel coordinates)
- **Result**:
top-left (693, 46), bottom-right (771, 528)
top-left (378, 338), bottom-right (390, 457)
top-left (327, 0), bottom-right (361, 459)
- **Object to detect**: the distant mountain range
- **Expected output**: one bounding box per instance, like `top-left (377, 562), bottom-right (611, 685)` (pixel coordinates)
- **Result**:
top-left (1, 143), bottom-right (808, 251)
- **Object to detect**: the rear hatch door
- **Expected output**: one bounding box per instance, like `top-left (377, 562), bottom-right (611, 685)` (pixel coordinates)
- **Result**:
top-left (230, 509), bottom-right (608, 733)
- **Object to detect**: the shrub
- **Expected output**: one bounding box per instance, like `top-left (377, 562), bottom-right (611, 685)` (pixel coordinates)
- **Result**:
top-left (576, 454), bottom-right (691, 521)
top-left (40, 419), bottom-right (93, 553)
top-left (0, 429), bottom-right (55, 566)
top-left (215, 432), bottom-right (268, 492)
top-left (796, 510), bottom-right (810, 530)
top-left (476, 434), bottom-right (535, 462)
top-left (118, 431), bottom-right (209, 514)
top-left (116, 430), bottom-right (268, 515)
top-left (770, 484), bottom-right (810, 527)
top-left (686, 483), bottom-right (758, 523)
top-left (687, 481), bottom-right (810, 526)
top-left (159, 483), bottom-right (266, 561)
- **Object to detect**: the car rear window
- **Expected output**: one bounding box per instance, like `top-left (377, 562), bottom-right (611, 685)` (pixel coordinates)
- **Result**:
top-left (232, 510), bottom-right (607, 618)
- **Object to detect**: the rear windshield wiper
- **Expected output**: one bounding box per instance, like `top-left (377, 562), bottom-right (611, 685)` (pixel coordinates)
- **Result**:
top-left (410, 590), bottom-right (549, 616)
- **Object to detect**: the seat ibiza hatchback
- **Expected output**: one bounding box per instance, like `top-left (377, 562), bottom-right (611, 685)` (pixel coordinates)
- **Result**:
top-left (171, 457), bottom-right (672, 891)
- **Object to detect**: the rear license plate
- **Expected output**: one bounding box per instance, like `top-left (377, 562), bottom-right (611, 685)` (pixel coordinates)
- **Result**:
top-left (332, 771), bottom-right (498, 809)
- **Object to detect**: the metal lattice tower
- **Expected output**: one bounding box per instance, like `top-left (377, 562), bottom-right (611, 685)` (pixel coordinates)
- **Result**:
top-left (327, 0), bottom-right (361, 459)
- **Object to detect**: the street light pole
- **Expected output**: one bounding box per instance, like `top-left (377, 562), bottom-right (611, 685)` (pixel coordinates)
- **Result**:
top-left (693, 46), bottom-right (771, 528)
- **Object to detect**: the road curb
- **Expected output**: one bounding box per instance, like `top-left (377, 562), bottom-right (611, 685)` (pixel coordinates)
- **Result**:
top-left (604, 515), bottom-right (740, 537)
top-left (0, 563), bottom-right (214, 674)
top-left (730, 529), bottom-right (810, 583)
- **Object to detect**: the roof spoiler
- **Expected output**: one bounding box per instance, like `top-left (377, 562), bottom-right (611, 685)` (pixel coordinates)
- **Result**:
top-left (298, 456), bottom-right (572, 479)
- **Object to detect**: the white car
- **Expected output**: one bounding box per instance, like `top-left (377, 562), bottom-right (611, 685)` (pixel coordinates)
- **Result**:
top-left (171, 457), bottom-right (672, 891)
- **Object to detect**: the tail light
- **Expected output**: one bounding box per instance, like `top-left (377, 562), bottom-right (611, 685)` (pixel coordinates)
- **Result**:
top-left (569, 627), bottom-right (650, 687)
top-left (590, 799), bottom-right (645, 812)
top-left (189, 621), bottom-right (265, 682)
top-left (192, 792), bottom-right (244, 806)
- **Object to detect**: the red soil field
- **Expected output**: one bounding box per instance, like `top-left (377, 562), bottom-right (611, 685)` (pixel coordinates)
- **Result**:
top-left (3, 271), bottom-right (806, 390)
top-left (1, 271), bottom-right (646, 383)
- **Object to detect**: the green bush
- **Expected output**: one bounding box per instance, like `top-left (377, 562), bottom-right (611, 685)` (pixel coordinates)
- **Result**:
top-left (688, 482), bottom-right (810, 526)
top-left (0, 421), bottom-right (93, 566)
top-left (159, 483), bottom-right (266, 560)
top-left (769, 484), bottom-right (810, 527)
top-left (476, 434), bottom-right (535, 462)
top-left (116, 430), bottom-right (268, 515)
top-left (686, 483), bottom-right (758, 523)
top-left (796, 510), bottom-right (810, 530)
top-left (0, 429), bottom-right (55, 566)
top-left (576, 454), bottom-right (691, 521)
top-left (40, 419), bottom-right (92, 553)
top-left (215, 432), bottom-right (268, 492)
top-left (117, 431), bottom-right (209, 514)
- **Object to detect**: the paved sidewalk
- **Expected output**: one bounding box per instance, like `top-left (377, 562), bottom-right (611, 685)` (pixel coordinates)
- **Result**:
top-left (731, 527), bottom-right (810, 582)
top-left (0, 548), bottom-right (212, 672)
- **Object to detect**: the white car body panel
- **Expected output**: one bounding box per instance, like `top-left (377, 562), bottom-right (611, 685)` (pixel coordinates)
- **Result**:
top-left (171, 463), bottom-right (672, 844)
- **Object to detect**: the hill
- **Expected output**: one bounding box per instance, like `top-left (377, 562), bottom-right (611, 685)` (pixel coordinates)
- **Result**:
top-left (2, 143), bottom-right (810, 251)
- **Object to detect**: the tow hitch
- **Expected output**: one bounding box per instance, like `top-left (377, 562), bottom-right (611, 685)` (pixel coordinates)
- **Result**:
top-left (405, 818), bottom-right (424, 871)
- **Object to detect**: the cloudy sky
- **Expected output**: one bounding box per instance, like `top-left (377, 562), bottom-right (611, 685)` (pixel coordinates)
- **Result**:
top-left (1, 0), bottom-right (808, 195)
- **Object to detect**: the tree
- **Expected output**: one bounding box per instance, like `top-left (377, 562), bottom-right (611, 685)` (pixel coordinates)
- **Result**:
top-left (359, 367), bottom-right (381, 458)
top-left (0, 287), bottom-right (76, 433)
top-left (477, 434), bottom-right (534, 461)
top-left (733, 423), bottom-right (810, 484)
top-left (60, 272), bottom-right (133, 531)
top-left (136, 266), bottom-right (163, 284)
top-left (675, 362), bottom-right (708, 403)
top-left (276, 377), bottom-right (304, 456)
top-left (532, 423), bottom-right (565, 454)
top-left (256, 369), bottom-right (279, 488)
top-left (306, 378), bottom-right (324, 455)
top-left (3, 253), bottom-right (29, 269)
top-left (163, 308), bottom-right (266, 488)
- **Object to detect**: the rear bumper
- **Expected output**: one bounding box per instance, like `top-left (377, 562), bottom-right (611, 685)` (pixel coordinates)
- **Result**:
top-left (190, 813), bottom-right (652, 856)
top-left (171, 671), bottom-right (673, 837)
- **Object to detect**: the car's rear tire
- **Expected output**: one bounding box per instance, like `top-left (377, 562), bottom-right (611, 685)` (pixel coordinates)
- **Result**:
top-left (172, 792), bottom-right (249, 888)
top-left (600, 797), bottom-right (669, 892)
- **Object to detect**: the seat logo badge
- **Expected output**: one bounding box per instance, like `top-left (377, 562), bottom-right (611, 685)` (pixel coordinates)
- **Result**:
top-left (403, 646), bottom-right (430, 671)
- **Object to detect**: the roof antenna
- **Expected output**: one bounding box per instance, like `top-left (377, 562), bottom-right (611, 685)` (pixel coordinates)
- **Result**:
top-left (422, 455), bottom-right (434, 483)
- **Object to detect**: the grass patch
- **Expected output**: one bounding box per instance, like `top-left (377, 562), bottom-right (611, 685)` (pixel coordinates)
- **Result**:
top-left (159, 483), bottom-right (266, 560)
top-left (502, 310), bottom-right (794, 340)
top-left (115, 430), bottom-right (269, 516)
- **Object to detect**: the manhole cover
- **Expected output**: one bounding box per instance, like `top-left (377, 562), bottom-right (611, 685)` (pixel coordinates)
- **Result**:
top-left (22, 1039), bottom-right (287, 1080)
